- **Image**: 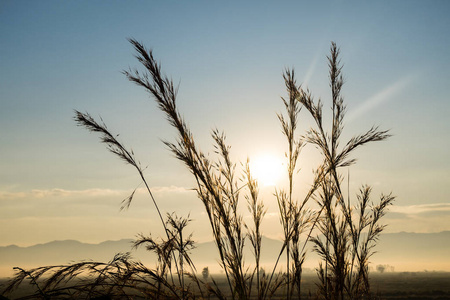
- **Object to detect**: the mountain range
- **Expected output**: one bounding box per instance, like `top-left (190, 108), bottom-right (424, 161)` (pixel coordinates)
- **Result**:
top-left (1, 231), bottom-right (449, 278)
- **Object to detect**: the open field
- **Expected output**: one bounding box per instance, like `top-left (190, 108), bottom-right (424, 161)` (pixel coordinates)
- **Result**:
top-left (2, 272), bottom-right (450, 299)
top-left (370, 272), bottom-right (450, 299)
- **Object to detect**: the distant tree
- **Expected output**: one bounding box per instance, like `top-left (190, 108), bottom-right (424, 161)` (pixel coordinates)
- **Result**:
top-left (376, 264), bottom-right (395, 273)
top-left (202, 267), bottom-right (209, 281)
top-left (376, 265), bottom-right (386, 273)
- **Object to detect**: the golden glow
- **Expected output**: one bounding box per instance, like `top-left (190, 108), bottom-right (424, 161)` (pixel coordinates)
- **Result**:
top-left (249, 155), bottom-right (284, 187)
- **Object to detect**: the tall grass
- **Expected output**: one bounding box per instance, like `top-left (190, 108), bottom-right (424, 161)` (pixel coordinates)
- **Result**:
top-left (301, 43), bottom-right (395, 299)
top-left (2, 40), bottom-right (393, 300)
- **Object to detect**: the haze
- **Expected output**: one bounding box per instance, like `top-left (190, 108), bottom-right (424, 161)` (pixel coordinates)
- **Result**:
top-left (1, 1), bottom-right (449, 274)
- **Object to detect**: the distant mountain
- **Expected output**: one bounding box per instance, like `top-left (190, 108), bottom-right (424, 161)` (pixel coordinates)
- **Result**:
top-left (0, 237), bottom-right (283, 277)
top-left (1, 232), bottom-right (449, 277)
top-left (2, 239), bottom-right (132, 265)
top-left (0, 239), bottom-right (142, 278)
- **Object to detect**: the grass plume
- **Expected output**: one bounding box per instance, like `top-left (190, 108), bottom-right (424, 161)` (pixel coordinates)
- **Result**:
top-left (2, 40), bottom-right (394, 300)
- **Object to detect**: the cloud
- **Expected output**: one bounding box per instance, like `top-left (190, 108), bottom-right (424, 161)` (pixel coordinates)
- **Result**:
top-left (385, 203), bottom-right (450, 233)
top-left (30, 188), bottom-right (124, 199)
top-left (0, 185), bottom-right (198, 218)
top-left (0, 189), bottom-right (125, 201)
top-left (303, 51), bottom-right (321, 86)
top-left (151, 185), bottom-right (195, 194)
top-left (389, 203), bottom-right (450, 216)
top-left (346, 73), bottom-right (418, 123)
top-left (0, 186), bottom-right (194, 201)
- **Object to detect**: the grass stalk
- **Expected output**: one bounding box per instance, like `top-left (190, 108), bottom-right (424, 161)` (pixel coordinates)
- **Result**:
top-left (2, 40), bottom-right (395, 300)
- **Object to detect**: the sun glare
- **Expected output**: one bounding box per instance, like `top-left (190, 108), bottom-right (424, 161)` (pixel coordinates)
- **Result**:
top-left (249, 155), bottom-right (284, 187)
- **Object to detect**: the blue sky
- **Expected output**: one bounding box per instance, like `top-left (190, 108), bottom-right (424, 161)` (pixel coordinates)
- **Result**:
top-left (1, 0), bottom-right (450, 249)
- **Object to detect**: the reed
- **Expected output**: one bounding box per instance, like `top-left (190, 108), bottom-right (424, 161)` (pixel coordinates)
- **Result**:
top-left (2, 41), bottom-right (394, 300)
top-left (299, 43), bottom-right (395, 299)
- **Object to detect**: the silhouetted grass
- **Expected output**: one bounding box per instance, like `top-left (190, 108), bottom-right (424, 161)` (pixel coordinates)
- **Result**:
top-left (1, 40), bottom-right (394, 300)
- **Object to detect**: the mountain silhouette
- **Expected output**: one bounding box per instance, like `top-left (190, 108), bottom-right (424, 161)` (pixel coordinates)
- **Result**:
top-left (1, 232), bottom-right (449, 277)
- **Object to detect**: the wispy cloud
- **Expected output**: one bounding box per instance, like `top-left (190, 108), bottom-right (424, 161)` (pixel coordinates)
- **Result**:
top-left (389, 203), bottom-right (450, 215)
top-left (346, 73), bottom-right (418, 123)
top-left (0, 189), bottom-right (126, 201)
top-left (151, 185), bottom-right (194, 194)
top-left (385, 203), bottom-right (450, 233)
top-left (0, 186), bottom-right (194, 201)
top-left (30, 188), bottom-right (124, 199)
top-left (303, 52), bottom-right (321, 86)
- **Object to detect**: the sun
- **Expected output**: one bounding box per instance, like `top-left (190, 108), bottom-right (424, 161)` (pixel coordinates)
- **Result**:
top-left (249, 154), bottom-right (284, 187)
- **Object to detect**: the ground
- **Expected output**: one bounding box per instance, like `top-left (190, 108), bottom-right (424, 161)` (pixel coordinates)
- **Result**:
top-left (1, 272), bottom-right (450, 299)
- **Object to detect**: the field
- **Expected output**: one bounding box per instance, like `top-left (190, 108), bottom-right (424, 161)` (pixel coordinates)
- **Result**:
top-left (2, 272), bottom-right (450, 299)
top-left (370, 272), bottom-right (450, 300)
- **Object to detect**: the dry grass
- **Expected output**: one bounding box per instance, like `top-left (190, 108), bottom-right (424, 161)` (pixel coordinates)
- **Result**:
top-left (1, 41), bottom-right (394, 300)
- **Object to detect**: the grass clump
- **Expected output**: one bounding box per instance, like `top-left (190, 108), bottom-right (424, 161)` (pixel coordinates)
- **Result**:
top-left (2, 40), bottom-right (393, 300)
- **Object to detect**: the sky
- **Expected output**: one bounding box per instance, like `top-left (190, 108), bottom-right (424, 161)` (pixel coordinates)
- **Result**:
top-left (1, 0), bottom-right (450, 255)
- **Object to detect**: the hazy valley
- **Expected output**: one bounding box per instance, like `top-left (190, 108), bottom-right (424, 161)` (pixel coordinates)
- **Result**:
top-left (1, 231), bottom-right (449, 278)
